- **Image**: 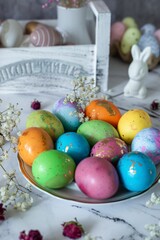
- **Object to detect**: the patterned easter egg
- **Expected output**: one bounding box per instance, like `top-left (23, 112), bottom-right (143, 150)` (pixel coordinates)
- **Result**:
top-left (138, 33), bottom-right (160, 57)
top-left (122, 17), bottom-right (138, 28)
top-left (77, 120), bottom-right (119, 146)
top-left (131, 127), bottom-right (160, 165)
top-left (30, 24), bottom-right (63, 47)
top-left (141, 23), bottom-right (156, 35)
top-left (90, 137), bottom-right (128, 163)
top-left (120, 27), bottom-right (141, 54)
top-left (110, 21), bottom-right (126, 44)
top-left (56, 132), bottom-right (90, 165)
top-left (117, 151), bottom-right (156, 192)
top-left (1, 19), bottom-right (23, 47)
top-left (52, 97), bottom-right (82, 132)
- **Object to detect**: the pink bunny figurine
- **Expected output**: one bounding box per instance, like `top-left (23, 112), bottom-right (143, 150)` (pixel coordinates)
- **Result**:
top-left (123, 44), bottom-right (151, 99)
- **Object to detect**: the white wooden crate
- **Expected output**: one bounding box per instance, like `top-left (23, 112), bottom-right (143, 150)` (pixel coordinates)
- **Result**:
top-left (0, 0), bottom-right (111, 94)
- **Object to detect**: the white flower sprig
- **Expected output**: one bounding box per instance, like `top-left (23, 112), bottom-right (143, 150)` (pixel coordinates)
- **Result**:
top-left (0, 99), bottom-right (33, 211)
top-left (63, 76), bottom-right (99, 122)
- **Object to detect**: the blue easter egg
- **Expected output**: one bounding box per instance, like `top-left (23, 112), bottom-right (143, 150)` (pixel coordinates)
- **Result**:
top-left (131, 127), bottom-right (160, 165)
top-left (141, 23), bottom-right (156, 34)
top-left (117, 151), bottom-right (157, 192)
top-left (56, 132), bottom-right (90, 164)
top-left (138, 33), bottom-right (160, 57)
top-left (52, 97), bottom-right (82, 132)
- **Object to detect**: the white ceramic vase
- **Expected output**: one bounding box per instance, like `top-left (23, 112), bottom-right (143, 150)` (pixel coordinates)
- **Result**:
top-left (57, 5), bottom-right (91, 45)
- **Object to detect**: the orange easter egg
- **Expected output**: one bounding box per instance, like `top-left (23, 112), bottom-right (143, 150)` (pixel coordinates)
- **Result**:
top-left (85, 99), bottom-right (121, 128)
top-left (18, 127), bottom-right (54, 166)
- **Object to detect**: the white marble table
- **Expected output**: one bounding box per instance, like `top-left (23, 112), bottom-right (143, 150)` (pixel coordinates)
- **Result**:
top-left (0, 57), bottom-right (160, 240)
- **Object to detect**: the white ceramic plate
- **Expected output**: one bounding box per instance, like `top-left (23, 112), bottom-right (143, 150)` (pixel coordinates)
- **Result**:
top-left (17, 155), bottom-right (160, 205)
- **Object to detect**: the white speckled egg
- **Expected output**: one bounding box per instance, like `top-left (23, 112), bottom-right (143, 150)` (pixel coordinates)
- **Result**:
top-left (30, 24), bottom-right (63, 47)
top-left (0, 19), bottom-right (23, 47)
top-left (138, 33), bottom-right (160, 57)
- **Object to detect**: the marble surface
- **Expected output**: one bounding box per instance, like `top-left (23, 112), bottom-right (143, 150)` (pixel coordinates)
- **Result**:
top-left (0, 57), bottom-right (160, 240)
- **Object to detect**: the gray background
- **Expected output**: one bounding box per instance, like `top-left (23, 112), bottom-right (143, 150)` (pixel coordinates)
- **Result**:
top-left (0, 0), bottom-right (160, 27)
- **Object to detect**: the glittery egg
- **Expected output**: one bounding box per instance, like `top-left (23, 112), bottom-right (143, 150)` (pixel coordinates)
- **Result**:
top-left (0, 19), bottom-right (23, 47)
top-left (141, 23), bottom-right (156, 35)
top-left (52, 97), bottom-right (82, 132)
top-left (117, 151), bottom-right (157, 192)
top-left (85, 99), bottom-right (122, 128)
top-left (154, 29), bottom-right (160, 43)
top-left (56, 132), bottom-right (90, 165)
top-left (30, 24), bottom-right (63, 47)
top-left (138, 33), bottom-right (160, 57)
top-left (110, 21), bottom-right (126, 45)
top-left (117, 109), bottom-right (152, 144)
top-left (75, 156), bottom-right (119, 199)
top-left (32, 149), bottom-right (76, 189)
top-left (90, 137), bottom-right (128, 163)
top-left (122, 17), bottom-right (138, 28)
top-left (77, 120), bottom-right (119, 146)
top-left (120, 27), bottom-right (141, 54)
top-left (131, 127), bottom-right (160, 165)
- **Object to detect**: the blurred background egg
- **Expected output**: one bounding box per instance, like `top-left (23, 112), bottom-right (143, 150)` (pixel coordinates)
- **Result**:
top-left (0, 19), bottom-right (23, 47)
top-left (26, 110), bottom-right (64, 140)
top-left (131, 127), bottom-right (160, 165)
top-left (117, 109), bottom-right (152, 144)
top-left (85, 99), bottom-right (121, 128)
top-left (122, 17), bottom-right (138, 28)
top-left (18, 127), bottom-right (54, 166)
top-left (75, 156), bottom-right (119, 199)
top-left (141, 23), bottom-right (156, 35)
top-left (154, 29), bottom-right (160, 43)
top-left (117, 151), bottom-right (157, 192)
top-left (91, 137), bottom-right (128, 164)
top-left (30, 24), bottom-right (63, 46)
top-left (77, 120), bottom-right (119, 146)
top-left (32, 149), bottom-right (76, 189)
top-left (56, 132), bottom-right (90, 165)
top-left (52, 97), bottom-right (82, 132)
top-left (110, 21), bottom-right (126, 45)
top-left (120, 27), bottom-right (141, 54)
top-left (25, 21), bottom-right (39, 34)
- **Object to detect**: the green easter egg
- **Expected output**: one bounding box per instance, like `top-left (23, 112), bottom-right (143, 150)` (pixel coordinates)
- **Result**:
top-left (77, 120), bottom-right (119, 146)
top-left (121, 27), bottom-right (141, 54)
top-left (32, 150), bottom-right (76, 189)
top-left (122, 17), bottom-right (138, 28)
top-left (26, 110), bottom-right (64, 140)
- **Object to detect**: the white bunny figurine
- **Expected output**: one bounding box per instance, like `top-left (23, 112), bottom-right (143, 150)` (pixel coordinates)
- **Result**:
top-left (123, 44), bottom-right (151, 99)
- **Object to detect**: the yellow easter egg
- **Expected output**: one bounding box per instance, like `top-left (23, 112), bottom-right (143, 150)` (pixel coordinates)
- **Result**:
top-left (117, 109), bottom-right (152, 144)
top-left (122, 17), bottom-right (138, 28)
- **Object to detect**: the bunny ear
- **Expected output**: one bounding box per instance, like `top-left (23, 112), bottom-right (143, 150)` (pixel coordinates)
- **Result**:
top-left (140, 46), bottom-right (152, 62)
top-left (131, 44), bottom-right (140, 60)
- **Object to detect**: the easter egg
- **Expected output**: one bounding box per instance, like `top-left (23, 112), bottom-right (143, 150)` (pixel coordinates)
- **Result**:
top-left (18, 127), bottom-right (54, 166)
top-left (32, 149), bottom-right (76, 189)
top-left (30, 24), bottom-right (63, 47)
top-left (26, 110), bottom-right (64, 140)
top-left (85, 99), bottom-right (121, 128)
top-left (91, 137), bottom-right (128, 163)
top-left (77, 120), bottom-right (119, 146)
top-left (1, 19), bottom-right (23, 47)
top-left (52, 97), bottom-right (82, 132)
top-left (154, 29), bottom-right (160, 43)
top-left (110, 21), bottom-right (126, 44)
top-left (131, 127), bottom-right (160, 165)
top-left (75, 156), bottom-right (119, 199)
top-left (141, 23), bottom-right (156, 35)
top-left (117, 109), bottom-right (152, 144)
top-left (56, 132), bottom-right (90, 165)
top-left (138, 33), bottom-right (160, 57)
top-left (117, 151), bottom-right (157, 192)
top-left (121, 27), bottom-right (141, 54)
top-left (25, 21), bottom-right (39, 34)
top-left (122, 17), bottom-right (138, 28)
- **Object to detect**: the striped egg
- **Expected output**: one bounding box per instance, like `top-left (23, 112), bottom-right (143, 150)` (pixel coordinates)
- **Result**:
top-left (30, 24), bottom-right (64, 47)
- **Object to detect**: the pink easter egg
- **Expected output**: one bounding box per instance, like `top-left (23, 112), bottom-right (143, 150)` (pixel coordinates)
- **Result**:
top-left (30, 24), bottom-right (63, 47)
top-left (154, 29), bottom-right (160, 43)
top-left (75, 157), bottom-right (119, 199)
top-left (110, 21), bottom-right (126, 44)
top-left (90, 137), bottom-right (128, 164)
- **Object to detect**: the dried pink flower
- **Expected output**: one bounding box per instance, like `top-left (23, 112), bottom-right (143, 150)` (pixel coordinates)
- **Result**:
top-left (62, 218), bottom-right (84, 239)
top-left (19, 230), bottom-right (43, 240)
top-left (0, 203), bottom-right (6, 221)
top-left (31, 99), bottom-right (41, 110)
